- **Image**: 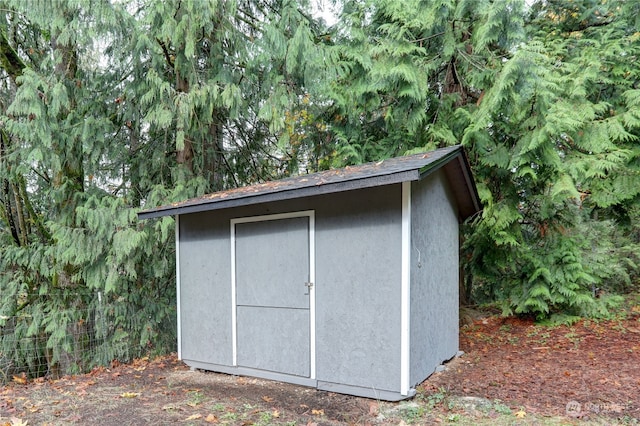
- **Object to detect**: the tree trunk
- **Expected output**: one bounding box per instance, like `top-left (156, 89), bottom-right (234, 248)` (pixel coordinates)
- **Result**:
top-left (0, 25), bottom-right (25, 83)
top-left (204, 115), bottom-right (226, 190)
top-left (51, 32), bottom-right (84, 219)
top-left (175, 67), bottom-right (194, 173)
top-left (0, 131), bottom-right (20, 245)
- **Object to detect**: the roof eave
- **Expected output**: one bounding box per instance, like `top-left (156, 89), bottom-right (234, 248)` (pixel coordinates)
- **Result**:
top-left (137, 169), bottom-right (419, 219)
top-left (441, 152), bottom-right (482, 222)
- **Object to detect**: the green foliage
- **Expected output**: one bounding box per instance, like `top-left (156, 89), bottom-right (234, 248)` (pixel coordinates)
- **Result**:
top-left (329, 0), bottom-right (639, 318)
top-left (1, 0), bottom-right (640, 381)
top-left (0, 0), bottom-right (335, 378)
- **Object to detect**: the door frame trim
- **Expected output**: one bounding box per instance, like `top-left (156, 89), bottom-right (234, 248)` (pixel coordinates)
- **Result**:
top-left (230, 210), bottom-right (316, 379)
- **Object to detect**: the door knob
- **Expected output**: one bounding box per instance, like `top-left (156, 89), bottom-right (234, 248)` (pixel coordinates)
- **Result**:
top-left (304, 282), bottom-right (314, 295)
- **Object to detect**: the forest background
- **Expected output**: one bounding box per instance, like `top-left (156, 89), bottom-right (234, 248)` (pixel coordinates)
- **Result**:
top-left (0, 0), bottom-right (638, 379)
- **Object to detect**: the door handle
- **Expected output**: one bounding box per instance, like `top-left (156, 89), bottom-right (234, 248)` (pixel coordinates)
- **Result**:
top-left (304, 282), bottom-right (314, 295)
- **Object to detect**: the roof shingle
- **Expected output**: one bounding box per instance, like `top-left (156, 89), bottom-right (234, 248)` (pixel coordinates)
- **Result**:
top-left (138, 145), bottom-right (480, 220)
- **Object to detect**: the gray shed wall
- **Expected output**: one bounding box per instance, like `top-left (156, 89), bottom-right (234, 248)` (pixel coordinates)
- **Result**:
top-left (409, 170), bottom-right (460, 385)
top-left (178, 184), bottom-right (403, 393)
top-left (314, 186), bottom-right (402, 392)
top-left (179, 214), bottom-right (233, 365)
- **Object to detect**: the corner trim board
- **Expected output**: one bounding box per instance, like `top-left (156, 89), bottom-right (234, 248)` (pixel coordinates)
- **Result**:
top-left (400, 181), bottom-right (411, 395)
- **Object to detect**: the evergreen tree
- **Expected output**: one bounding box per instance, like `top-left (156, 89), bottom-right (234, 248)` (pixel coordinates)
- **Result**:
top-left (1, 0), bottom-right (638, 381)
top-left (463, 0), bottom-right (640, 318)
top-left (0, 0), bottom-right (334, 378)
top-left (328, 0), bottom-right (639, 318)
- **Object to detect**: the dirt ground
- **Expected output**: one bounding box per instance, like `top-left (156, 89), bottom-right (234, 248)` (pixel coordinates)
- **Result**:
top-left (1, 305), bottom-right (639, 425)
top-left (425, 313), bottom-right (640, 420)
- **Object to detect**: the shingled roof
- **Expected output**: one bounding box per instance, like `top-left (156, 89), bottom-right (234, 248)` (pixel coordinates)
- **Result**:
top-left (138, 145), bottom-right (481, 221)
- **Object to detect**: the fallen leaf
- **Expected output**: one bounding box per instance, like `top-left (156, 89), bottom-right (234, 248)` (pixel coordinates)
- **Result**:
top-left (261, 396), bottom-right (274, 403)
top-left (185, 414), bottom-right (202, 421)
top-left (26, 405), bottom-right (40, 413)
top-left (311, 409), bottom-right (324, 416)
top-left (12, 375), bottom-right (27, 385)
top-left (515, 410), bottom-right (526, 418)
top-left (204, 414), bottom-right (218, 423)
top-left (272, 410), bottom-right (280, 418)
top-left (120, 392), bottom-right (140, 398)
top-left (10, 418), bottom-right (28, 426)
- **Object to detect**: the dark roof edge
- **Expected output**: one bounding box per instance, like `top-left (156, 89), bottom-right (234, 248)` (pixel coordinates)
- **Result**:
top-left (417, 145), bottom-right (463, 179)
top-left (456, 150), bottom-right (482, 214)
top-left (416, 146), bottom-right (480, 217)
top-left (441, 151), bottom-right (482, 221)
top-left (138, 169), bottom-right (419, 219)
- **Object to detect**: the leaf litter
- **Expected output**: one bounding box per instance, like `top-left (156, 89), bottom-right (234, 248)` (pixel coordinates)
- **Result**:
top-left (1, 310), bottom-right (639, 424)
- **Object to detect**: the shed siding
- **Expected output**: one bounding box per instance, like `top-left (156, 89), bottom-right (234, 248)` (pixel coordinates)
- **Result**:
top-left (409, 170), bottom-right (460, 385)
top-left (314, 185), bottom-right (403, 392)
top-left (178, 184), bottom-right (403, 393)
top-left (179, 213), bottom-right (233, 365)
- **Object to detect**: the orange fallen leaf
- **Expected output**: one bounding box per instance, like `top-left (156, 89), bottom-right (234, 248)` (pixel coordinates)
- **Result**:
top-left (311, 409), bottom-right (324, 416)
top-left (204, 414), bottom-right (218, 423)
top-left (515, 410), bottom-right (526, 418)
top-left (185, 414), bottom-right (202, 421)
top-left (12, 375), bottom-right (27, 385)
top-left (262, 396), bottom-right (274, 403)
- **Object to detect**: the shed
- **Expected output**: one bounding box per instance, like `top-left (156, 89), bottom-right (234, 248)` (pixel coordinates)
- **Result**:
top-left (138, 145), bottom-right (481, 401)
